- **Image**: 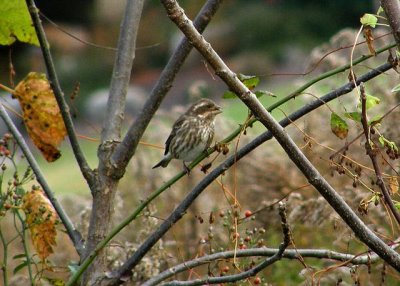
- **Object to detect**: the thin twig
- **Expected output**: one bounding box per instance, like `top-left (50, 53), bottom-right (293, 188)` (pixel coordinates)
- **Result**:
top-left (359, 84), bottom-right (400, 225)
top-left (145, 242), bottom-right (399, 285)
top-left (0, 104), bottom-right (84, 255)
top-left (25, 0), bottom-right (94, 185)
top-left (267, 42), bottom-right (396, 111)
top-left (157, 202), bottom-right (290, 286)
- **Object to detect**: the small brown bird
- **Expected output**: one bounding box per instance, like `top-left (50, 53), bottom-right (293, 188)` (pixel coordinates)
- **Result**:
top-left (152, 98), bottom-right (222, 172)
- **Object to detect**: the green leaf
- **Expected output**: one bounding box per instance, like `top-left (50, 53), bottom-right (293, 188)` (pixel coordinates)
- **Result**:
top-left (330, 113), bottom-right (349, 139)
top-left (0, 0), bottom-right (39, 46)
top-left (360, 13), bottom-right (378, 28)
top-left (13, 260), bottom-right (29, 274)
top-left (238, 74), bottom-right (260, 89)
top-left (344, 111), bottom-right (361, 122)
top-left (222, 90), bottom-right (238, 99)
top-left (357, 94), bottom-right (380, 110)
top-left (379, 135), bottom-right (385, 146)
top-left (368, 114), bottom-right (383, 125)
top-left (365, 94), bottom-right (380, 109)
top-left (379, 135), bottom-right (399, 152)
top-left (391, 83), bottom-right (400, 93)
top-left (395, 202), bottom-right (400, 210)
top-left (255, 90), bottom-right (275, 98)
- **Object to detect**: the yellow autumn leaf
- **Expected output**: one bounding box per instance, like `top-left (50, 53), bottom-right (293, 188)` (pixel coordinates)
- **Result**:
top-left (22, 189), bottom-right (58, 261)
top-left (13, 72), bottom-right (66, 162)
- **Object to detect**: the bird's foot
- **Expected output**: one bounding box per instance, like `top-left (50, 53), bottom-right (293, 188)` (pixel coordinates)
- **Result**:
top-left (183, 163), bottom-right (191, 175)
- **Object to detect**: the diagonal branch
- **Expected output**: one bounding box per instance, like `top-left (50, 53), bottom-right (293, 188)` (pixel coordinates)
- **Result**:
top-left (160, 0), bottom-right (400, 271)
top-left (111, 0), bottom-right (224, 177)
top-left (0, 104), bottom-right (84, 255)
top-left (25, 0), bottom-right (94, 185)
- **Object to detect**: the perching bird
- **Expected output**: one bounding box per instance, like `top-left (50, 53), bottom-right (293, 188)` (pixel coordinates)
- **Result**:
top-left (152, 98), bottom-right (222, 172)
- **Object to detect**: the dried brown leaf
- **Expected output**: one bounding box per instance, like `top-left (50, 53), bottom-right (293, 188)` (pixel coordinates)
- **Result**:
top-left (22, 189), bottom-right (58, 261)
top-left (14, 72), bottom-right (66, 162)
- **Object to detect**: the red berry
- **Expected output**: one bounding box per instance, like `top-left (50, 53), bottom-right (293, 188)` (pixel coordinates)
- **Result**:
top-left (253, 277), bottom-right (261, 284)
top-left (244, 210), bottom-right (252, 218)
top-left (222, 266), bottom-right (229, 273)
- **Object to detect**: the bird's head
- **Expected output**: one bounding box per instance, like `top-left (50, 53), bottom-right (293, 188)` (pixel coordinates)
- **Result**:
top-left (186, 98), bottom-right (222, 120)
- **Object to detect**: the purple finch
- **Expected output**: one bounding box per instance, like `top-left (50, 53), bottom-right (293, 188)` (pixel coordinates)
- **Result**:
top-left (153, 98), bottom-right (222, 172)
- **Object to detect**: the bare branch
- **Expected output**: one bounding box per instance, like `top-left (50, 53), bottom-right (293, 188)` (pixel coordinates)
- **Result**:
top-left (0, 104), bottom-right (84, 255)
top-left (25, 0), bottom-right (94, 185)
top-left (82, 1), bottom-right (145, 284)
top-left (160, 0), bottom-right (400, 271)
top-left (101, 0), bottom-right (145, 142)
top-left (111, 0), bottom-right (224, 177)
top-left (145, 242), bottom-right (399, 286)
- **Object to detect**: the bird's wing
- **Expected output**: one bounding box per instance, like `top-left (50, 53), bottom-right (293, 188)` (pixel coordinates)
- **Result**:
top-left (164, 115), bottom-right (187, 155)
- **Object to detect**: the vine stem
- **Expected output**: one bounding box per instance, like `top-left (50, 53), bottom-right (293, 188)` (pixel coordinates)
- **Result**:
top-left (0, 228), bottom-right (8, 286)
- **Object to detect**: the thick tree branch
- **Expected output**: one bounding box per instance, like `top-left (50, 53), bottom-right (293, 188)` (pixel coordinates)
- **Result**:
top-left (0, 104), bottom-right (84, 255)
top-left (160, 0), bottom-right (400, 271)
top-left (82, 1), bottom-right (145, 285)
top-left (111, 0), bottom-right (224, 177)
top-left (101, 0), bottom-right (144, 142)
top-left (381, 0), bottom-right (400, 46)
top-left (25, 0), bottom-right (94, 186)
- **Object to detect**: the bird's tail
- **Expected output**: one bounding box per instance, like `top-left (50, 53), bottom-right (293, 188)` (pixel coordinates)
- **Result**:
top-left (152, 156), bottom-right (172, 169)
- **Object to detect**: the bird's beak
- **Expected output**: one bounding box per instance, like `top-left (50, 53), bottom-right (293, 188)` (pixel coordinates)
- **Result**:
top-left (214, 105), bottom-right (223, 114)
